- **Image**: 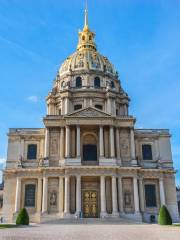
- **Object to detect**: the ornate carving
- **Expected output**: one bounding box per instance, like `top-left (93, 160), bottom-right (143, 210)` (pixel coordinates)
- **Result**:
top-left (49, 191), bottom-right (57, 206)
top-left (68, 107), bottom-right (110, 117)
top-left (120, 138), bottom-right (130, 157)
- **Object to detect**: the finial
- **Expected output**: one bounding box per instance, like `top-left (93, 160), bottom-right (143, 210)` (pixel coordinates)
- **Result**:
top-left (84, 0), bottom-right (89, 30)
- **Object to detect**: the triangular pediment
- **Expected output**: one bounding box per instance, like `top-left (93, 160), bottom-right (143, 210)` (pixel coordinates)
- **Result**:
top-left (66, 107), bottom-right (112, 118)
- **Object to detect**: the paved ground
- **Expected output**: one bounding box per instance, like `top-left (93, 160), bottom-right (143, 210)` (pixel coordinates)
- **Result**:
top-left (0, 222), bottom-right (180, 240)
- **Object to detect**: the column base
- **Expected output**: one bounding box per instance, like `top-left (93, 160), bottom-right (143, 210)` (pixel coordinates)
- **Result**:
top-left (100, 212), bottom-right (108, 218)
top-left (63, 212), bottom-right (72, 218)
top-left (111, 212), bottom-right (119, 218)
top-left (131, 159), bottom-right (138, 166)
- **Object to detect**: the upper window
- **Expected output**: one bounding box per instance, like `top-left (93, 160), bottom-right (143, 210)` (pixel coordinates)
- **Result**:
top-left (111, 81), bottom-right (115, 89)
top-left (145, 184), bottom-right (157, 207)
top-left (94, 77), bottom-right (100, 88)
top-left (142, 144), bottom-right (153, 160)
top-left (27, 144), bottom-right (37, 160)
top-left (24, 184), bottom-right (36, 207)
top-left (95, 105), bottom-right (102, 110)
top-left (74, 104), bottom-right (82, 111)
top-left (76, 77), bottom-right (82, 88)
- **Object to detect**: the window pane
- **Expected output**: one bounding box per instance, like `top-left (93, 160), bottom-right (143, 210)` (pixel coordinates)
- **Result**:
top-left (25, 184), bottom-right (36, 207)
top-left (145, 184), bottom-right (156, 207)
top-left (27, 144), bottom-right (37, 160)
top-left (95, 105), bottom-right (102, 110)
top-left (76, 77), bottom-right (82, 88)
top-left (142, 144), bottom-right (152, 160)
top-left (94, 77), bottom-right (100, 88)
top-left (74, 104), bottom-right (82, 111)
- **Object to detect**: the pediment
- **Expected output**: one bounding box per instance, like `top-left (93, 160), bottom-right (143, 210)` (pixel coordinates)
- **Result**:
top-left (66, 107), bottom-right (112, 118)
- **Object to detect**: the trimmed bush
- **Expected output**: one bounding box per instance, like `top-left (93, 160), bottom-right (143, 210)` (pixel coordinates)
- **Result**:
top-left (16, 208), bottom-right (29, 225)
top-left (158, 205), bottom-right (172, 225)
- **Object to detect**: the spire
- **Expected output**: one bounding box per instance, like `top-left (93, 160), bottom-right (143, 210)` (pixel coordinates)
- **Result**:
top-left (84, 1), bottom-right (89, 30)
top-left (77, 2), bottom-right (97, 51)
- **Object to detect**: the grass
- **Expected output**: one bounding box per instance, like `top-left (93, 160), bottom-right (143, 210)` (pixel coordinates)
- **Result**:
top-left (0, 224), bottom-right (17, 229)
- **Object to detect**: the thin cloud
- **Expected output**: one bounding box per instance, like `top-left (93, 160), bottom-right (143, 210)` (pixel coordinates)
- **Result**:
top-left (27, 95), bottom-right (38, 103)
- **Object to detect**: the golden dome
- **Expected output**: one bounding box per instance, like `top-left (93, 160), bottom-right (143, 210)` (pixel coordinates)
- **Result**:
top-left (59, 7), bottom-right (117, 78)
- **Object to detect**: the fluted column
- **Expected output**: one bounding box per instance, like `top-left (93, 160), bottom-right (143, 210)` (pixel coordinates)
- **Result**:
top-left (60, 127), bottom-right (64, 159)
top-left (130, 128), bottom-right (137, 165)
top-left (118, 176), bottom-right (123, 213)
top-left (112, 176), bottom-right (118, 215)
top-left (37, 178), bottom-right (42, 212)
top-left (139, 178), bottom-right (144, 212)
top-left (116, 128), bottom-right (121, 164)
top-left (159, 178), bottom-right (165, 206)
top-left (65, 126), bottom-right (70, 158)
top-left (42, 177), bottom-right (48, 213)
top-left (76, 175), bottom-right (81, 215)
top-left (76, 126), bottom-right (81, 158)
top-left (64, 176), bottom-right (70, 215)
top-left (100, 175), bottom-right (107, 217)
top-left (44, 128), bottom-right (49, 158)
top-left (110, 126), bottom-right (115, 158)
top-left (133, 177), bottom-right (140, 212)
top-left (59, 177), bottom-right (64, 215)
top-left (15, 177), bottom-right (21, 212)
top-left (99, 126), bottom-right (104, 158)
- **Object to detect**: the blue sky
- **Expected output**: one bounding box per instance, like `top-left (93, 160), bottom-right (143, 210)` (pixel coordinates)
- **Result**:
top-left (0, 0), bottom-right (180, 184)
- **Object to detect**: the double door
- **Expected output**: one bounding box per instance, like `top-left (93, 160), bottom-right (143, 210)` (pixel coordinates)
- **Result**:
top-left (83, 190), bottom-right (98, 218)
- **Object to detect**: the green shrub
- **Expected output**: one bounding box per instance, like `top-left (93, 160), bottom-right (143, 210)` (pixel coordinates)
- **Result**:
top-left (158, 205), bottom-right (172, 225)
top-left (16, 208), bottom-right (29, 225)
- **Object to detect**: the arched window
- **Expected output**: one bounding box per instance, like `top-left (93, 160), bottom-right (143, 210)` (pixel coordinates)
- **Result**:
top-left (76, 77), bottom-right (82, 88)
top-left (82, 35), bottom-right (85, 41)
top-left (111, 81), bottom-right (115, 89)
top-left (74, 104), bottom-right (82, 111)
top-left (94, 77), bottom-right (100, 88)
top-left (89, 35), bottom-right (92, 40)
top-left (95, 104), bottom-right (102, 110)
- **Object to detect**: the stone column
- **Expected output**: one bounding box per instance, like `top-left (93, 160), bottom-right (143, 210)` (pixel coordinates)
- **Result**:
top-left (60, 127), bottom-right (64, 159)
top-left (20, 138), bottom-right (24, 158)
top-left (159, 178), bottom-right (165, 206)
top-left (139, 178), bottom-right (144, 212)
top-left (110, 126), bottom-right (115, 158)
top-left (112, 176), bottom-right (118, 216)
top-left (133, 177), bottom-right (140, 212)
top-left (44, 128), bottom-right (49, 158)
top-left (64, 176), bottom-right (70, 215)
top-left (65, 126), bottom-right (70, 158)
top-left (42, 177), bottom-right (48, 213)
top-left (76, 126), bottom-right (81, 158)
top-left (15, 177), bottom-right (21, 212)
top-left (59, 177), bottom-right (64, 215)
top-left (99, 126), bottom-right (104, 158)
top-left (100, 175), bottom-right (107, 217)
top-left (118, 176), bottom-right (123, 213)
top-left (64, 97), bottom-right (69, 114)
top-left (116, 128), bottom-right (121, 164)
top-left (76, 175), bottom-right (81, 215)
top-left (130, 128), bottom-right (137, 165)
top-left (37, 178), bottom-right (42, 213)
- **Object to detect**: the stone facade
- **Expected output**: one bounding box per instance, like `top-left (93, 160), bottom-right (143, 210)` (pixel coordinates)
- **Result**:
top-left (2, 8), bottom-right (179, 223)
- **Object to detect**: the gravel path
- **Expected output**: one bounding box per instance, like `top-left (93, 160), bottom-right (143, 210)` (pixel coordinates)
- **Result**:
top-left (0, 223), bottom-right (180, 240)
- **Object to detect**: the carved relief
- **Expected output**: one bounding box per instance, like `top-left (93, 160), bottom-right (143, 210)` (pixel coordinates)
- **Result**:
top-left (48, 178), bottom-right (58, 213)
top-left (120, 138), bottom-right (130, 157)
top-left (68, 107), bottom-right (110, 117)
top-left (50, 131), bottom-right (59, 156)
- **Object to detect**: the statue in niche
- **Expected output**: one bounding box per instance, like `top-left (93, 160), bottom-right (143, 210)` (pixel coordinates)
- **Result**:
top-left (124, 192), bottom-right (131, 206)
top-left (120, 138), bottom-right (129, 156)
top-left (50, 191), bottom-right (57, 206)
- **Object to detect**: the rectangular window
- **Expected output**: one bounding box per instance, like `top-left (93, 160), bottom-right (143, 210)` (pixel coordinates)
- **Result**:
top-left (142, 144), bottom-right (152, 160)
top-left (24, 184), bottom-right (36, 207)
top-left (27, 144), bottom-right (37, 160)
top-left (145, 184), bottom-right (157, 207)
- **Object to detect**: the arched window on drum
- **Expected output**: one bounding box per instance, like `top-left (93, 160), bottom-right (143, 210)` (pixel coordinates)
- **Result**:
top-left (76, 77), bottom-right (82, 88)
top-left (94, 77), bottom-right (100, 88)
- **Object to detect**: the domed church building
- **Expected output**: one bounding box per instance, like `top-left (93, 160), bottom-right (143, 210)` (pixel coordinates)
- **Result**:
top-left (3, 8), bottom-right (179, 223)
